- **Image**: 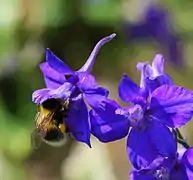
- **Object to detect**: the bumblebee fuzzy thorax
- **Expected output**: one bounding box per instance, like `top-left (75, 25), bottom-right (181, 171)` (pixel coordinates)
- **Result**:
top-left (35, 98), bottom-right (70, 146)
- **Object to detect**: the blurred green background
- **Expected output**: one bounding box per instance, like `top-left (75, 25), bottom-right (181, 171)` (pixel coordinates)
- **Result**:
top-left (1, 0), bottom-right (193, 179)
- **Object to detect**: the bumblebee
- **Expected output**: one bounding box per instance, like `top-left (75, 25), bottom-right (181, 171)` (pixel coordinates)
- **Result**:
top-left (32, 98), bottom-right (70, 148)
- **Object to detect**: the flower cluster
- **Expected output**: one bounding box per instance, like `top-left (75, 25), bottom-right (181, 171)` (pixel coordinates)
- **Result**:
top-left (90, 54), bottom-right (193, 179)
top-left (32, 34), bottom-right (193, 179)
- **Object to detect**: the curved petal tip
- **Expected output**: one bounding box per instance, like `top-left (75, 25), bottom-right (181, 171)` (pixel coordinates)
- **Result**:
top-left (109, 33), bottom-right (116, 39)
top-left (78, 33), bottom-right (116, 72)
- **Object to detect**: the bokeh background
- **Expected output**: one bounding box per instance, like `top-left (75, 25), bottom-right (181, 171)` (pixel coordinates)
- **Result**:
top-left (1, 0), bottom-right (193, 179)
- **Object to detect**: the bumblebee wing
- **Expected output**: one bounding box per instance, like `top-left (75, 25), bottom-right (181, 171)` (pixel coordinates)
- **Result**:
top-left (35, 110), bottom-right (54, 136)
top-left (31, 128), bottom-right (43, 151)
top-left (32, 109), bottom-right (54, 150)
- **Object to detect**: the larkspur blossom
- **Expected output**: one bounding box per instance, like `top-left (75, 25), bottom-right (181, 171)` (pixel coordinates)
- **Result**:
top-left (90, 54), bottom-right (193, 170)
top-left (124, 3), bottom-right (184, 67)
top-left (32, 33), bottom-right (116, 146)
top-left (130, 147), bottom-right (193, 180)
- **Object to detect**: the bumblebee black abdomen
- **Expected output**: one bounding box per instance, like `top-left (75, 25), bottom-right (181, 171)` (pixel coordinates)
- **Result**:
top-left (44, 128), bottom-right (63, 141)
top-left (35, 98), bottom-right (70, 147)
top-left (42, 98), bottom-right (60, 110)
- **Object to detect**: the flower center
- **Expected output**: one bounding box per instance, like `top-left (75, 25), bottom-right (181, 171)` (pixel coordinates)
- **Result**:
top-left (127, 104), bottom-right (144, 128)
top-left (154, 166), bottom-right (170, 180)
top-left (115, 104), bottom-right (147, 130)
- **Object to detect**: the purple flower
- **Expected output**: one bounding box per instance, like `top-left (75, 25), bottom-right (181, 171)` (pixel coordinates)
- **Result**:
top-left (130, 147), bottom-right (193, 180)
top-left (137, 54), bottom-right (173, 93)
top-left (124, 3), bottom-right (184, 67)
top-left (32, 33), bottom-right (116, 146)
top-left (90, 56), bottom-right (193, 169)
top-left (90, 99), bottom-right (130, 143)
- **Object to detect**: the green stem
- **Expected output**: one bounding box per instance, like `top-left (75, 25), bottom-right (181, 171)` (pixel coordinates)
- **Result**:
top-left (177, 138), bottom-right (190, 149)
top-left (175, 128), bottom-right (184, 140)
top-left (174, 128), bottom-right (190, 149)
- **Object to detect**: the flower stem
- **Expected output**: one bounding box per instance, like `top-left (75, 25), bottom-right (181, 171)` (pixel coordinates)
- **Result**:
top-left (174, 128), bottom-right (190, 149)
top-left (175, 128), bottom-right (184, 140)
top-left (177, 138), bottom-right (190, 149)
